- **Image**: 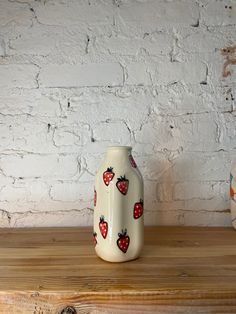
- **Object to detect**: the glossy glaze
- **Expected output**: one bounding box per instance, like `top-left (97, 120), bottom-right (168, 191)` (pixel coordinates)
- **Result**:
top-left (230, 163), bottom-right (236, 229)
top-left (93, 146), bottom-right (144, 262)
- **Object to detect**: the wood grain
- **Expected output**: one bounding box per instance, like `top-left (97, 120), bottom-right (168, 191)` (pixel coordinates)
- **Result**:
top-left (0, 226), bottom-right (236, 313)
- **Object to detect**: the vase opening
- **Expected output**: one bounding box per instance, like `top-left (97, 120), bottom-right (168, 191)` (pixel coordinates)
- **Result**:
top-left (107, 146), bottom-right (132, 151)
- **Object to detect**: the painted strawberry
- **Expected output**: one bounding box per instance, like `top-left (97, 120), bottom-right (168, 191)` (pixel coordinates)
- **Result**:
top-left (103, 167), bottom-right (115, 186)
top-left (231, 186), bottom-right (235, 199)
top-left (99, 216), bottom-right (108, 239)
top-left (94, 189), bottom-right (97, 207)
top-left (230, 173), bottom-right (235, 200)
top-left (129, 155), bottom-right (137, 168)
top-left (93, 232), bottom-right (97, 246)
top-left (117, 229), bottom-right (130, 253)
top-left (133, 199), bottom-right (144, 219)
top-left (116, 175), bottom-right (129, 195)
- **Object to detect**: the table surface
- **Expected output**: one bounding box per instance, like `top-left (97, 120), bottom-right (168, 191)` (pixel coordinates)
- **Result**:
top-left (0, 226), bottom-right (236, 313)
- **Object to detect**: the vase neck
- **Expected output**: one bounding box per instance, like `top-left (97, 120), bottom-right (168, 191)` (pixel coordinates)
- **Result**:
top-left (105, 146), bottom-right (132, 159)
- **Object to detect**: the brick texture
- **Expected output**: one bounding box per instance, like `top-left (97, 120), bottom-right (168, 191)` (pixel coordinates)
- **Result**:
top-left (0, 0), bottom-right (235, 227)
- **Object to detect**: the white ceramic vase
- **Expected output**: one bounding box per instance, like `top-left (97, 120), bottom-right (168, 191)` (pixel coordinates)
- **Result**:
top-left (93, 146), bottom-right (144, 262)
top-left (230, 163), bottom-right (236, 229)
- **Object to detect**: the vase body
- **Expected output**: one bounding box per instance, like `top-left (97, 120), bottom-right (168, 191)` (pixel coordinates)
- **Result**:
top-left (230, 162), bottom-right (236, 229)
top-left (93, 146), bottom-right (144, 262)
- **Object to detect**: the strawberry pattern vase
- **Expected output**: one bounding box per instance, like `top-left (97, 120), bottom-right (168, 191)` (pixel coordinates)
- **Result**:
top-left (230, 164), bottom-right (236, 229)
top-left (93, 146), bottom-right (144, 262)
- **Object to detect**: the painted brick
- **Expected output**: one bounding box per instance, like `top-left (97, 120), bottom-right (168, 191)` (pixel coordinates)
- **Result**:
top-left (39, 63), bottom-right (123, 87)
top-left (154, 61), bottom-right (207, 85)
top-left (65, 88), bottom-right (151, 130)
top-left (0, 65), bottom-right (39, 88)
top-left (0, 1), bottom-right (32, 27)
top-left (136, 113), bottom-right (222, 153)
top-left (0, 38), bottom-right (5, 56)
top-left (0, 181), bottom-right (49, 204)
top-left (83, 155), bottom-right (102, 175)
top-left (117, 0), bottom-right (199, 33)
top-left (144, 209), bottom-right (184, 226)
top-left (171, 152), bottom-right (231, 183)
top-left (201, 1), bottom-right (236, 26)
top-left (50, 181), bottom-right (92, 202)
top-left (11, 208), bottom-right (93, 227)
top-left (157, 183), bottom-right (174, 202)
top-left (180, 30), bottom-right (228, 54)
top-left (0, 173), bottom-right (14, 189)
top-left (155, 85), bottom-right (232, 116)
top-left (53, 124), bottom-right (91, 148)
top-left (8, 24), bottom-right (87, 58)
top-left (0, 211), bottom-right (10, 227)
top-left (35, 0), bottom-right (114, 26)
top-left (136, 154), bottom-right (173, 182)
top-left (0, 93), bottom-right (60, 117)
top-left (182, 211), bottom-right (231, 227)
top-left (93, 121), bottom-right (131, 144)
top-left (0, 115), bottom-right (59, 154)
top-left (185, 198), bottom-right (229, 212)
top-left (102, 33), bottom-right (172, 56)
top-left (0, 154), bottom-right (79, 179)
top-left (125, 63), bottom-right (152, 86)
top-left (126, 61), bottom-right (206, 86)
top-left (174, 181), bottom-right (218, 201)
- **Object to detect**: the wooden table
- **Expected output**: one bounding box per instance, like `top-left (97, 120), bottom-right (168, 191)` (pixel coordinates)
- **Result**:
top-left (0, 226), bottom-right (236, 313)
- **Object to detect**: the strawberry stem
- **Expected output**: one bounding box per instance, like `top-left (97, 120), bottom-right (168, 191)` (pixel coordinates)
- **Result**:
top-left (117, 175), bottom-right (128, 182)
top-left (118, 229), bottom-right (128, 237)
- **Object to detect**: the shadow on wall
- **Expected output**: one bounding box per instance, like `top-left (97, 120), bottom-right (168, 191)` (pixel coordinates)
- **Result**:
top-left (140, 152), bottom-right (231, 227)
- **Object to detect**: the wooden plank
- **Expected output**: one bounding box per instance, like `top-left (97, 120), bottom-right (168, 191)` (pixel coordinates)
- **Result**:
top-left (0, 226), bottom-right (235, 313)
top-left (1, 291), bottom-right (236, 314)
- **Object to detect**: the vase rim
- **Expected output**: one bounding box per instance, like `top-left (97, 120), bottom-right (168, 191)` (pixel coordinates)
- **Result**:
top-left (107, 146), bottom-right (132, 151)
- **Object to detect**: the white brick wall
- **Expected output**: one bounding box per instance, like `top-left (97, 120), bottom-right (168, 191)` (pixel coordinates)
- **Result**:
top-left (0, 0), bottom-right (235, 227)
top-left (39, 63), bottom-right (123, 87)
top-left (0, 65), bottom-right (38, 88)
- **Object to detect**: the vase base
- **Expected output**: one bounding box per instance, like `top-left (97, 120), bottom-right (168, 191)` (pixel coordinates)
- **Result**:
top-left (95, 246), bottom-right (143, 263)
top-left (96, 253), bottom-right (141, 263)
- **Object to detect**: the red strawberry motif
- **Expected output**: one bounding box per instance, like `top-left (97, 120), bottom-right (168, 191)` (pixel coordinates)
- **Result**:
top-left (230, 186), bottom-right (235, 199)
top-left (117, 229), bottom-right (130, 253)
top-left (93, 232), bottom-right (97, 246)
top-left (129, 155), bottom-right (137, 168)
top-left (94, 189), bottom-right (97, 207)
top-left (103, 167), bottom-right (115, 186)
top-left (116, 176), bottom-right (129, 195)
top-left (99, 216), bottom-right (108, 239)
top-left (133, 199), bottom-right (143, 219)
